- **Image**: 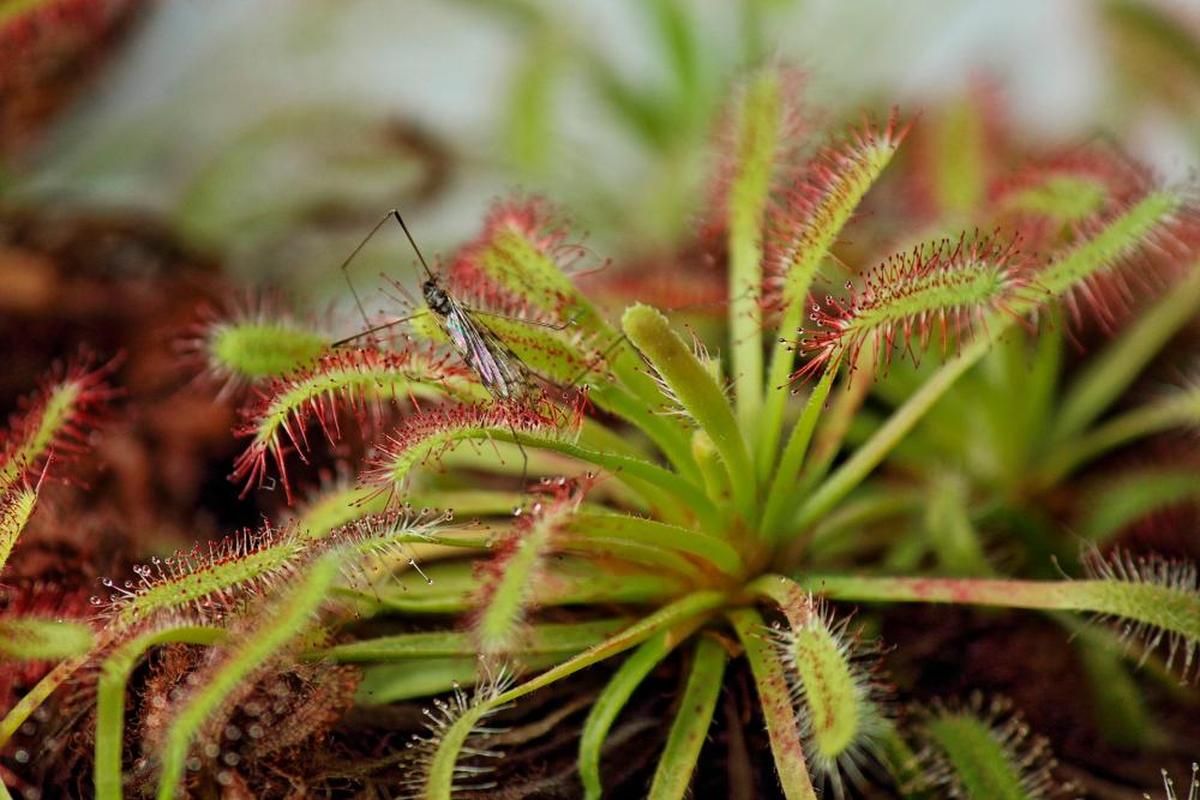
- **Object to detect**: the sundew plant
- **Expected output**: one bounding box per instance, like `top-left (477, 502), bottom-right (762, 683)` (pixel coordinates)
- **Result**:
top-left (3, 69), bottom-right (1200, 799)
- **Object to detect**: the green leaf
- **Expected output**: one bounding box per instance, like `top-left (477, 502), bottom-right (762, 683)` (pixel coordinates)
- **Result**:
top-left (369, 396), bottom-right (710, 524)
top-left (927, 97), bottom-right (988, 217)
top-left (727, 607), bottom-right (819, 800)
top-left (95, 625), bottom-right (225, 800)
top-left (490, 591), bottom-right (727, 709)
top-left (1053, 261), bottom-right (1200, 440)
top-left (999, 174), bottom-right (1110, 221)
top-left (649, 0), bottom-right (701, 105)
top-left (367, 398), bottom-right (573, 488)
top-left (555, 534), bottom-right (709, 582)
top-left (420, 592), bottom-right (725, 799)
top-left (414, 667), bottom-right (517, 800)
top-left (240, 347), bottom-right (484, 497)
top-left (504, 31), bottom-right (561, 173)
top-left (0, 617), bottom-right (93, 661)
top-left (366, 555), bottom-right (687, 615)
top-left (759, 118), bottom-right (904, 475)
top-left (357, 657), bottom-right (482, 705)
top-left (567, 511), bottom-right (744, 576)
top-left (1035, 190), bottom-right (1182, 299)
top-left (799, 167), bottom-right (1185, 533)
top-left (917, 698), bottom-right (1051, 800)
top-left (0, 656), bottom-right (87, 747)
top-left (796, 335), bottom-right (990, 531)
top-left (647, 635), bottom-right (728, 800)
top-left (623, 304), bottom-right (755, 522)
top-left (206, 318), bottom-right (328, 381)
top-left (322, 618), bottom-right (630, 662)
top-left (355, 653), bottom-right (568, 706)
top-left (1, 370), bottom-right (91, 494)
top-left (801, 552), bottom-right (1200, 681)
top-left (725, 68), bottom-right (782, 428)
top-left (414, 299), bottom-right (699, 481)
top-left (578, 619), bottom-right (705, 799)
top-left (473, 491), bottom-right (578, 656)
top-left (746, 575), bottom-right (885, 781)
top-left (1036, 382), bottom-right (1200, 487)
top-left (410, 310), bottom-right (604, 388)
top-left (761, 364), bottom-right (837, 539)
top-left (1079, 468), bottom-right (1200, 542)
top-left (923, 473), bottom-right (992, 576)
top-left (0, 484), bottom-right (37, 572)
top-left (155, 555), bottom-right (340, 800)
top-left (1065, 617), bottom-right (1155, 748)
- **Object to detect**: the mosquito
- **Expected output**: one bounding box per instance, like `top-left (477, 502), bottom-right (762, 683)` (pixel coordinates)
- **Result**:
top-left (333, 211), bottom-right (548, 385)
top-left (331, 210), bottom-right (564, 478)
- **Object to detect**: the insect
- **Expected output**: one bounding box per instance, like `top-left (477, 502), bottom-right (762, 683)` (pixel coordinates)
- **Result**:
top-left (332, 210), bottom-right (559, 480)
top-left (332, 210), bottom-right (540, 396)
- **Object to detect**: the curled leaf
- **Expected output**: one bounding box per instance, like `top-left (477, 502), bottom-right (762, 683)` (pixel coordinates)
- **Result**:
top-left (794, 234), bottom-right (1029, 381)
top-left (234, 345), bottom-right (482, 501)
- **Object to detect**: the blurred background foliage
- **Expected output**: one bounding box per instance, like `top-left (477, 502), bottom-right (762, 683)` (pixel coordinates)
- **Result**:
top-left (2, 0), bottom-right (1199, 298)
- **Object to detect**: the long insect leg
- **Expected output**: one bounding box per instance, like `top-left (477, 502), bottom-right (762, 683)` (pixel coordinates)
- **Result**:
top-left (382, 208), bottom-right (437, 281)
top-left (336, 208), bottom-right (437, 345)
top-left (505, 418), bottom-right (529, 488)
top-left (337, 212), bottom-right (403, 339)
top-left (464, 306), bottom-right (583, 332)
top-left (565, 331), bottom-right (630, 390)
top-left (330, 310), bottom-right (428, 348)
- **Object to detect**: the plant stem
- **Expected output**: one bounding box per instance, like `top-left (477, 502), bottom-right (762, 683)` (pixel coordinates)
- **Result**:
top-left (0, 654), bottom-right (87, 747)
top-left (648, 635), bottom-right (728, 800)
top-left (579, 616), bottom-right (708, 799)
top-left (761, 364), bottom-right (837, 539)
top-left (797, 573), bottom-right (1071, 607)
top-left (727, 607), bottom-right (819, 800)
top-left (795, 336), bottom-right (990, 530)
top-left (801, 348), bottom-right (877, 490)
top-left (727, 72), bottom-right (780, 433)
top-left (490, 590), bottom-right (727, 707)
top-left (1035, 391), bottom-right (1200, 488)
top-left (796, 571), bottom-right (1200, 653)
top-left (96, 626), bottom-right (226, 800)
top-left (758, 300), bottom-right (806, 479)
top-left (1052, 262), bottom-right (1200, 440)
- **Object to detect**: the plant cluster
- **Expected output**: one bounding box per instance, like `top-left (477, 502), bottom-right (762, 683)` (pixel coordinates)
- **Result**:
top-left (3, 68), bottom-right (1200, 799)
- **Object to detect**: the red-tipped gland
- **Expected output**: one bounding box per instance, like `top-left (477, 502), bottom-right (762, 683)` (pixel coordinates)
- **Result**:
top-left (232, 345), bottom-right (479, 503)
top-left (363, 394), bottom-right (582, 497)
top-left (703, 67), bottom-right (808, 246)
top-left (180, 292), bottom-right (329, 399)
top-left (446, 195), bottom-right (588, 322)
top-left (468, 474), bottom-right (592, 655)
top-left (0, 354), bottom-right (120, 492)
top-left (790, 234), bottom-right (1029, 383)
top-left (763, 109), bottom-right (910, 316)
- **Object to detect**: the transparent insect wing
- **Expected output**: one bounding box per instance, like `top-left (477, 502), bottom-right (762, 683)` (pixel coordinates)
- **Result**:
top-left (440, 298), bottom-right (527, 399)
